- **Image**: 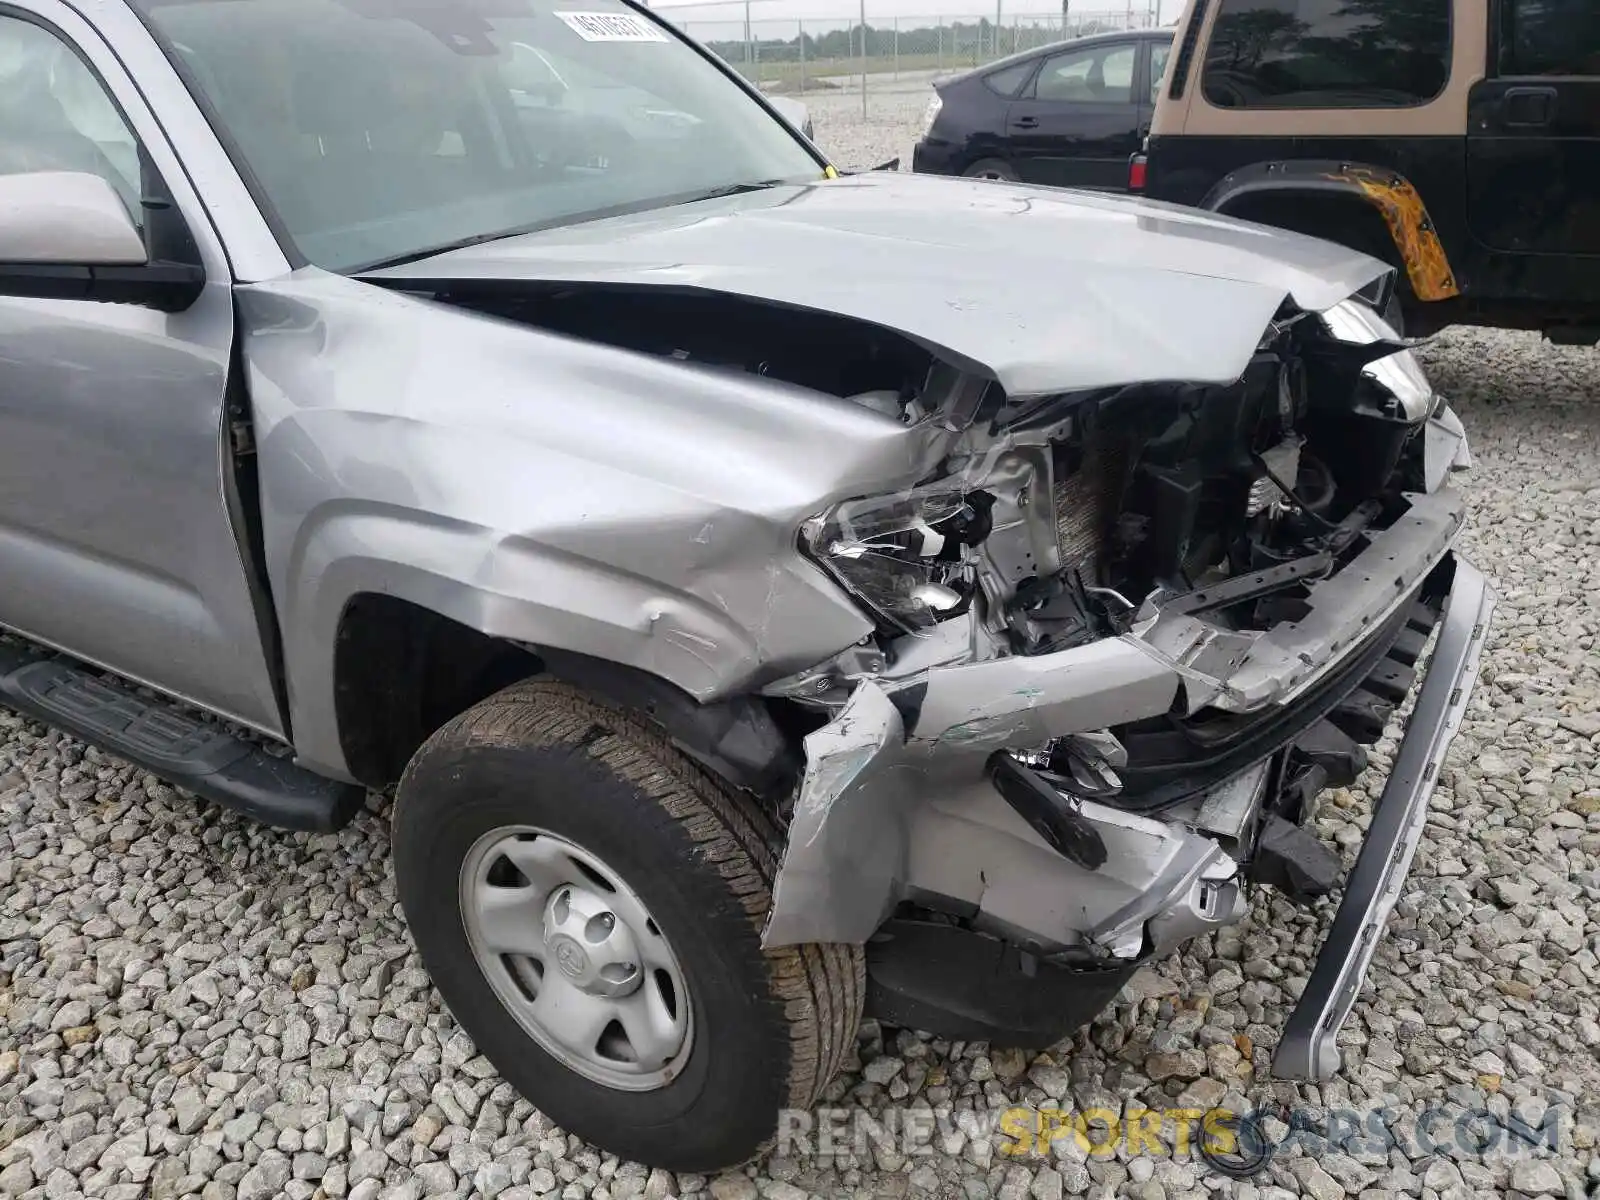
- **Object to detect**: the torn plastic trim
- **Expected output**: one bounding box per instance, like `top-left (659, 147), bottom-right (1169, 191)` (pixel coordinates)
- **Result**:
top-left (761, 635), bottom-right (1189, 949)
top-left (1423, 402), bottom-right (1472, 494)
top-left (1128, 485), bottom-right (1466, 716)
top-left (905, 636), bottom-right (1179, 751)
top-left (763, 679), bottom-right (918, 947)
top-left (1074, 794), bottom-right (1252, 959)
top-left (761, 668), bottom-right (1263, 953)
top-left (1317, 298), bottom-right (1433, 422)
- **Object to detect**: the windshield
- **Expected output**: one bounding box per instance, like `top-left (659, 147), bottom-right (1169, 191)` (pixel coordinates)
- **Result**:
top-left (131, 0), bottom-right (823, 270)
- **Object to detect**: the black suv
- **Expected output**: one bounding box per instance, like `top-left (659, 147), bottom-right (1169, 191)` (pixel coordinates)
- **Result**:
top-left (1139, 0), bottom-right (1600, 341)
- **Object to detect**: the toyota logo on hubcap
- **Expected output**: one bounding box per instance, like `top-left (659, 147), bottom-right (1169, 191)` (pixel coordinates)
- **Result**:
top-left (549, 935), bottom-right (589, 979)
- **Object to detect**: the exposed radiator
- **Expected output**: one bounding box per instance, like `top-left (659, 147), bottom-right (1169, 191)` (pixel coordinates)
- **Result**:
top-left (1053, 435), bottom-right (1128, 578)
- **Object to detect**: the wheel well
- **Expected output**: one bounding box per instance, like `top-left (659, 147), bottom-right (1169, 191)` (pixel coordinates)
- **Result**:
top-left (1223, 191), bottom-right (1400, 272)
top-left (332, 593), bottom-right (802, 795)
top-left (334, 593), bottom-right (539, 788)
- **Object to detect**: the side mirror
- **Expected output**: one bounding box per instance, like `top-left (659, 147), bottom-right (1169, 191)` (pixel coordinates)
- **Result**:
top-left (0, 171), bottom-right (146, 265)
top-left (0, 171), bottom-right (203, 311)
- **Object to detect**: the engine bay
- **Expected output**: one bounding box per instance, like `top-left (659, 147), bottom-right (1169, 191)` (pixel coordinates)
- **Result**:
top-left (1004, 310), bottom-right (1434, 656)
top-left (789, 301), bottom-right (1435, 673)
top-left (427, 281), bottom-right (1433, 686)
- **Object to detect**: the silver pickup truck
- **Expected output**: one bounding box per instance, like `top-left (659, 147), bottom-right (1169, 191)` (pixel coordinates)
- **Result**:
top-left (0, 0), bottom-right (1492, 1174)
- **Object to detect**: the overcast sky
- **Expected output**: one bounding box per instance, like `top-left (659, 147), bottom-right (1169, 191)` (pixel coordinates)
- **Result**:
top-left (650, 0), bottom-right (1171, 33)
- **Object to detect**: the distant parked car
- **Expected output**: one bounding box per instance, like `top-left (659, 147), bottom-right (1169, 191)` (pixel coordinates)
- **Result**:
top-left (912, 28), bottom-right (1173, 187)
top-left (767, 94), bottom-right (814, 141)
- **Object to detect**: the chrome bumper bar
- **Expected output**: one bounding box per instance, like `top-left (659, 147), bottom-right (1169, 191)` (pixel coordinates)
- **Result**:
top-left (1272, 554), bottom-right (1495, 1080)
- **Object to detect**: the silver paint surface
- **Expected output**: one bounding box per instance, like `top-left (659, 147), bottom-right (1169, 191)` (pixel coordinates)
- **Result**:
top-left (764, 680), bottom-right (915, 947)
top-left (762, 484), bottom-right (1469, 950)
top-left (0, 0), bottom-right (282, 733)
top-left (236, 268), bottom-right (926, 776)
top-left (369, 171), bottom-right (1390, 397)
top-left (240, 183), bottom-right (1390, 778)
top-left (0, 171), bottom-right (147, 263)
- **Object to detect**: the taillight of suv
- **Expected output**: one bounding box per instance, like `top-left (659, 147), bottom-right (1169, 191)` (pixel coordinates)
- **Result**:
top-left (1128, 152), bottom-right (1148, 192)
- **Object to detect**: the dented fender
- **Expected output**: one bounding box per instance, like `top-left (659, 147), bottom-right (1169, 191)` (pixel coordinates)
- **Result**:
top-left (235, 271), bottom-right (951, 780)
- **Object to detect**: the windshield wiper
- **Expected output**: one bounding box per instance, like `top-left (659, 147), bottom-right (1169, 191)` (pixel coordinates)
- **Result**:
top-left (351, 179), bottom-right (799, 275)
top-left (668, 178), bottom-right (790, 205)
top-left (355, 228), bottom-right (543, 274)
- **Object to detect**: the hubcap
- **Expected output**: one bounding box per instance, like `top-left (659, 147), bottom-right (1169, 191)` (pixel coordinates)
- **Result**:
top-left (459, 826), bottom-right (693, 1091)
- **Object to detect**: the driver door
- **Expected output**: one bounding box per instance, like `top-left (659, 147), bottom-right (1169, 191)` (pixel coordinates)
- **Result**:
top-left (0, 4), bottom-right (284, 733)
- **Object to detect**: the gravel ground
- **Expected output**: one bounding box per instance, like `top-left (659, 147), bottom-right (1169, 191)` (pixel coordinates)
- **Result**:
top-left (2, 151), bottom-right (1599, 1200)
top-left (803, 78), bottom-right (933, 171)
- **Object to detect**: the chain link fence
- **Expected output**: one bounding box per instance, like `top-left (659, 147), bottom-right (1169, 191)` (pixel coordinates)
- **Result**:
top-left (660, 5), bottom-right (1164, 101)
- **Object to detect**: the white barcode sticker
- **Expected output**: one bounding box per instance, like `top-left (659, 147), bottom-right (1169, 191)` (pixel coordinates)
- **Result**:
top-left (554, 11), bottom-right (668, 42)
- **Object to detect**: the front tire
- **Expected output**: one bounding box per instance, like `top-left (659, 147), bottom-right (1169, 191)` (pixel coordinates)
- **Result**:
top-left (393, 679), bottom-right (863, 1172)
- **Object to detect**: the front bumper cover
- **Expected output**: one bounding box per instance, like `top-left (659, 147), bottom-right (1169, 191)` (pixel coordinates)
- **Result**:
top-left (1273, 555), bottom-right (1495, 1079)
top-left (764, 489), bottom-right (1475, 939)
top-left (763, 543), bottom-right (1494, 1083)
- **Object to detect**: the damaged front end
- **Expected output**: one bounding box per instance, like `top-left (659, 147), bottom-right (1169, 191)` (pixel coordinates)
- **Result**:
top-left (762, 295), bottom-right (1493, 1076)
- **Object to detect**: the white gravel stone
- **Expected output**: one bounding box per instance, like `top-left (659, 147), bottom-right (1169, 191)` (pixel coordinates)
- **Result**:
top-left (1510, 1159), bottom-right (1564, 1194)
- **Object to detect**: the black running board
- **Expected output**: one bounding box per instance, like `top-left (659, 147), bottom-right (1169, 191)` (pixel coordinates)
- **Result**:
top-left (0, 643), bottom-right (363, 832)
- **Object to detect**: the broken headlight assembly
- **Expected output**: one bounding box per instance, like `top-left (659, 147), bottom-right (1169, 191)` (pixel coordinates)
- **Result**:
top-left (802, 483), bottom-right (993, 635)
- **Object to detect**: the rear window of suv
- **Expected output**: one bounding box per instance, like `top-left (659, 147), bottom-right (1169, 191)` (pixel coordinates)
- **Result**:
top-left (1202, 0), bottom-right (1451, 109)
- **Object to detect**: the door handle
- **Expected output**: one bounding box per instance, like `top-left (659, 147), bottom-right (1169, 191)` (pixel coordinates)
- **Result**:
top-left (1012, 116), bottom-right (1039, 129)
top-left (1502, 85), bottom-right (1556, 127)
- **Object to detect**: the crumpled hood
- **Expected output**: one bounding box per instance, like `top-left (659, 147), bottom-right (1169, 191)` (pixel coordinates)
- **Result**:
top-left (367, 171), bottom-right (1388, 396)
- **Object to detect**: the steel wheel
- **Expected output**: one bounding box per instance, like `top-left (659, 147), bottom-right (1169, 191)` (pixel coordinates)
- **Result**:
top-left (459, 825), bottom-right (693, 1091)
top-left (963, 157), bottom-right (1018, 182)
top-left (396, 678), bottom-right (864, 1170)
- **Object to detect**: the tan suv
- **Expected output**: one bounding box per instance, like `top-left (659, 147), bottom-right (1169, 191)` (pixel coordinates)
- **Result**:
top-left (1138, 0), bottom-right (1600, 341)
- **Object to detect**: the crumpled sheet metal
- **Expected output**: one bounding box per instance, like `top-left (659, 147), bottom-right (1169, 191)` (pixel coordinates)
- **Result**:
top-left (762, 483), bottom-right (1474, 950)
top-left (1425, 403), bottom-right (1473, 493)
top-left (1203, 486), bottom-right (1465, 713)
top-left (905, 636), bottom-right (1180, 752)
top-left (762, 638), bottom-right (1186, 949)
top-left (763, 680), bottom-right (918, 947)
top-left (369, 172), bottom-right (1391, 399)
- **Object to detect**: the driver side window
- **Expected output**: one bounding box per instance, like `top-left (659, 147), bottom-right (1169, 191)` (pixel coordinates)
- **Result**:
top-left (0, 15), bottom-right (143, 226)
top-left (1033, 43), bottom-right (1137, 105)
